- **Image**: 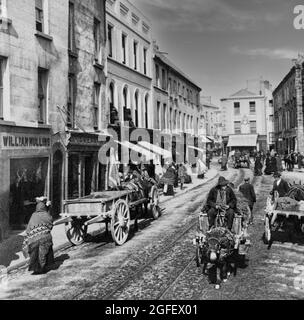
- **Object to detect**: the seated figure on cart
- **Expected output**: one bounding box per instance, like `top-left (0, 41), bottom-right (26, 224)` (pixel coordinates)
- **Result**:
top-left (205, 176), bottom-right (237, 231)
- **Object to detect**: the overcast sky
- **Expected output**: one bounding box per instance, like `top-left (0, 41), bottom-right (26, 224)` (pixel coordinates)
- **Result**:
top-left (132, 0), bottom-right (304, 105)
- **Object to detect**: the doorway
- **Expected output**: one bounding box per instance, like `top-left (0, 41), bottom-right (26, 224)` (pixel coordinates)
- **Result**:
top-left (52, 150), bottom-right (63, 218)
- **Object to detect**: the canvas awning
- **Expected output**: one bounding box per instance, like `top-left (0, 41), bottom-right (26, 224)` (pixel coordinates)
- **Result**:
top-left (138, 141), bottom-right (172, 159)
top-left (227, 135), bottom-right (258, 147)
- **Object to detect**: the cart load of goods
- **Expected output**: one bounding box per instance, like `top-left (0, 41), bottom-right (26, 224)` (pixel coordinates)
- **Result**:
top-left (275, 197), bottom-right (300, 211)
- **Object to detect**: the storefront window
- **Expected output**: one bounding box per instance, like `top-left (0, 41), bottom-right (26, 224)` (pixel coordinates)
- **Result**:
top-left (9, 157), bottom-right (49, 229)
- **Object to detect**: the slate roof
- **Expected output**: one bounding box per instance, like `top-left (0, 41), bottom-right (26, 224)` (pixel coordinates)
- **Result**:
top-left (155, 52), bottom-right (201, 90)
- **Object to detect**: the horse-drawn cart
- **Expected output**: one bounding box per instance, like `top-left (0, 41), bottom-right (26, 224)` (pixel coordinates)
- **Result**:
top-left (54, 185), bottom-right (160, 246)
top-left (264, 191), bottom-right (304, 247)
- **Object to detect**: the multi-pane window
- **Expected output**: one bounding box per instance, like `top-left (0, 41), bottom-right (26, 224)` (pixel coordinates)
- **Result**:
top-left (161, 69), bottom-right (166, 90)
top-left (133, 41), bottom-right (138, 70)
top-left (67, 75), bottom-right (75, 128)
top-left (249, 101), bottom-right (256, 114)
top-left (35, 0), bottom-right (44, 32)
top-left (145, 95), bottom-right (148, 128)
top-left (68, 2), bottom-right (75, 51)
top-left (234, 121), bottom-right (241, 134)
top-left (107, 24), bottom-right (113, 58)
top-left (122, 34), bottom-right (127, 64)
top-left (156, 101), bottom-right (160, 129)
top-left (93, 83), bottom-right (100, 130)
top-left (134, 91), bottom-right (139, 126)
top-left (94, 18), bottom-right (101, 62)
top-left (250, 121), bottom-right (257, 134)
top-left (234, 102), bottom-right (240, 115)
top-left (38, 68), bottom-right (48, 124)
top-left (155, 65), bottom-right (160, 87)
top-left (0, 58), bottom-right (4, 119)
top-left (143, 48), bottom-right (147, 75)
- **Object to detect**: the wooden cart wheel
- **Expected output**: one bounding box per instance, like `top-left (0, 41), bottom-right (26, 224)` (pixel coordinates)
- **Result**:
top-left (65, 219), bottom-right (88, 246)
top-left (264, 215), bottom-right (271, 244)
top-left (111, 199), bottom-right (130, 246)
top-left (195, 244), bottom-right (201, 267)
top-left (148, 185), bottom-right (160, 220)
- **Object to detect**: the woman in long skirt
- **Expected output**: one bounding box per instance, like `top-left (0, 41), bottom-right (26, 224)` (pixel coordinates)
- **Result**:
top-left (23, 197), bottom-right (54, 275)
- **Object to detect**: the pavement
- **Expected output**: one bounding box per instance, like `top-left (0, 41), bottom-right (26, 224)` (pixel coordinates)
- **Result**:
top-left (0, 167), bottom-right (218, 273)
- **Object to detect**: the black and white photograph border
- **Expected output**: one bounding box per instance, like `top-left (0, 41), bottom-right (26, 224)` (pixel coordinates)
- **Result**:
top-left (0, 0), bottom-right (304, 305)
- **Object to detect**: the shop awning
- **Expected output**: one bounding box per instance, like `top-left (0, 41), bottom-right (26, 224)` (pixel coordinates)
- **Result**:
top-left (207, 136), bottom-right (214, 141)
top-left (116, 140), bottom-right (157, 161)
top-left (138, 141), bottom-right (172, 159)
top-left (227, 135), bottom-right (258, 147)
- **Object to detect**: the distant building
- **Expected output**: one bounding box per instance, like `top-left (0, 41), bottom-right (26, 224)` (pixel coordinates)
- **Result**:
top-left (273, 55), bottom-right (304, 154)
top-left (201, 96), bottom-right (221, 152)
top-left (221, 80), bottom-right (274, 154)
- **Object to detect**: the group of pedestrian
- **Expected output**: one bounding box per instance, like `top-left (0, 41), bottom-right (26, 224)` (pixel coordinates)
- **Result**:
top-left (160, 162), bottom-right (193, 196)
top-left (283, 151), bottom-right (304, 172)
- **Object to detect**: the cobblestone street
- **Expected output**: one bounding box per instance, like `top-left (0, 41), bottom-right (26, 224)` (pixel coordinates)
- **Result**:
top-left (1, 166), bottom-right (304, 300)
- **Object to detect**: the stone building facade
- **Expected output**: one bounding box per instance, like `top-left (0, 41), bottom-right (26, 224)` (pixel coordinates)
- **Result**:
top-left (221, 80), bottom-right (273, 154)
top-left (153, 47), bottom-right (201, 135)
top-left (0, 0), bottom-right (107, 239)
top-left (273, 55), bottom-right (304, 154)
top-left (106, 0), bottom-right (153, 129)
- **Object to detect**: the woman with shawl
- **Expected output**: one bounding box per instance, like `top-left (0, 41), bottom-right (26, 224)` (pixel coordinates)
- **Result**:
top-left (160, 165), bottom-right (176, 196)
top-left (254, 153), bottom-right (263, 176)
top-left (22, 197), bottom-right (54, 274)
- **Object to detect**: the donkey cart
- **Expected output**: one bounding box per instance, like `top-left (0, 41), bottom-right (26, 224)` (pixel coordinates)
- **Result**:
top-left (54, 185), bottom-right (160, 246)
top-left (193, 210), bottom-right (251, 288)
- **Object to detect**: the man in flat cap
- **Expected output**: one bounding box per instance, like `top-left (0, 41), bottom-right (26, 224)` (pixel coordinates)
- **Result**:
top-left (205, 176), bottom-right (237, 230)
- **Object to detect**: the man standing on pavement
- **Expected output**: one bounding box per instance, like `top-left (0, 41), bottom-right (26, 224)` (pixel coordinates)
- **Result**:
top-left (239, 177), bottom-right (256, 225)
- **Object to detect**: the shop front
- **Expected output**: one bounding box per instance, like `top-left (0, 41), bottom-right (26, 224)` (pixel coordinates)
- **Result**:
top-left (51, 131), bottom-right (108, 219)
top-left (0, 124), bottom-right (51, 238)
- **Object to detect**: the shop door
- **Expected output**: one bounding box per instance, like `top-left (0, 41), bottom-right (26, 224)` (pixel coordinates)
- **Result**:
top-left (84, 156), bottom-right (94, 196)
top-left (52, 150), bottom-right (63, 218)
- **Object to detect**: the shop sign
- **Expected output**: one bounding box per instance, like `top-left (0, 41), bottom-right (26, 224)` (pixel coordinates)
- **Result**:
top-left (0, 133), bottom-right (51, 149)
top-left (68, 132), bottom-right (102, 147)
